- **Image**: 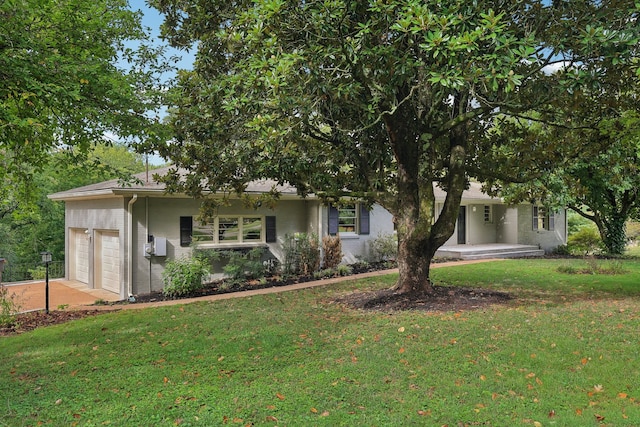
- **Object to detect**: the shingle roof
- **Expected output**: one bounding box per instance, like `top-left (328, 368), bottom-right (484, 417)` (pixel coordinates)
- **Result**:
top-left (49, 166), bottom-right (499, 202)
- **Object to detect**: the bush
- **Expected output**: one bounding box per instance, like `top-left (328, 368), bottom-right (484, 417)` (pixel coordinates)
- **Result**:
top-left (626, 221), bottom-right (640, 242)
top-left (282, 233), bottom-right (320, 276)
top-left (162, 256), bottom-right (210, 298)
top-left (369, 232), bottom-right (398, 262)
top-left (322, 235), bottom-right (342, 269)
top-left (0, 284), bottom-right (22, 328)
top-left (567, 226), bottom-right (603, 255)
top-left (219, 248), bottom-right (268, 283)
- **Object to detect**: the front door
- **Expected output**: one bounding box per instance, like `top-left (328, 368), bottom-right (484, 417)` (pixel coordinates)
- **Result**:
top-left (457, 206), bottom-right (466, 244)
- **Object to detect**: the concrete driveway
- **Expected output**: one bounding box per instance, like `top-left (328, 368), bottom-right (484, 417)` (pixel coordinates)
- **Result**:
top-left (4, 280), bottom-right (120, 312)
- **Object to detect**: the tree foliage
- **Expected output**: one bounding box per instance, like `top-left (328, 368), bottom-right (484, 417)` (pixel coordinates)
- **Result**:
top-left (0, 0), bottom-right (170, 209)
top-left (0, 144), bottom-right (147, 269)
top-left (151, 0), bottom-right (640, 293)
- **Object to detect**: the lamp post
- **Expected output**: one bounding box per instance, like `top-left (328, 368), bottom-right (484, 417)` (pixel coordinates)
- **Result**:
top-left (41, 252), bottom-right (52, 314)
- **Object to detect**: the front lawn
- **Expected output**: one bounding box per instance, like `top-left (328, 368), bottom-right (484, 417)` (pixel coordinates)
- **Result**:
top-left (1, 259), bottom-right (639, 426)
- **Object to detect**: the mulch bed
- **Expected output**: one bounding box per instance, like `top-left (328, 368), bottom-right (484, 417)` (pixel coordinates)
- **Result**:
top-left (335, 286), bottom-right (512, 312)
top-left (1, 310), bottom-right (110, 337)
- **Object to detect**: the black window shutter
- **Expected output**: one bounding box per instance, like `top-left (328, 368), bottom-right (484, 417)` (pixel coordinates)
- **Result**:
top-left (532, 206), bottom-right (539, 230)
top-left (180, 216), bottom-right (193, 247)
top-left (265, 216), bottom-right (277, 243)
top-left (328, 205), bottom-right (339, 235)
top-left (359, 204), bottom-right (370, 235)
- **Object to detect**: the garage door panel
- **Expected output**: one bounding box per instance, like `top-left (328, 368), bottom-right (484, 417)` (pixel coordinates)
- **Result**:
top-left (98, 231), bottom-right (120, 294)
top-left (73, 230), bottom-right (89, 284)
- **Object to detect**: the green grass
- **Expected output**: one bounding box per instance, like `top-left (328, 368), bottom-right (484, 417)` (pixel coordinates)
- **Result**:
top-left (2, 259), bottom-right (640, 426)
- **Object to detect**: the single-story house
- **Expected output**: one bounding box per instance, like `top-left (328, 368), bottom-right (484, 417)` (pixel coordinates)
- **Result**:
top-left (49, 167), bottom-right (566, 299)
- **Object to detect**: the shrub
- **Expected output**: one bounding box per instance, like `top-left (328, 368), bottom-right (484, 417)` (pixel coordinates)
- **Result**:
top-left (220, 248), bottom-right (268, 283)
top-left (336, 264), bottom-right (353, 276)
top-left (162, 256), bottom-right (210, 298)
top-left (369, 232), bottom-right (398, 262)
top-left (282, 233), bottom-right (320, 276)
top-left (0, 284), bottom-right (22, 328)
top-left (568, 226), bottom-right (603, 255)
top-left (626, 221), bottom-right (640, 242)
top-left (322, 235), bottom-right (342, 269)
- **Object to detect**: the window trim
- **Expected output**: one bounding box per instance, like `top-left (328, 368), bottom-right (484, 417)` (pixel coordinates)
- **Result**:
top-left (483, 205), bottom-right (493, 223)
top-left (192, 215), bottom-right (267, 246)
top-left (533, 206), bottom-right (555, 231)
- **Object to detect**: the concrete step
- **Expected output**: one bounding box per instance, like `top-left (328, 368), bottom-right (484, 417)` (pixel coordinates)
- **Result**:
top-left (458, 250), bottom-right (545, 260)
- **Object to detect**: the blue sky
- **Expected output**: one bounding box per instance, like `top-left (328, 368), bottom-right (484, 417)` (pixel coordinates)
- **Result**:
top-left (129, 0), bottom-right (195, 72)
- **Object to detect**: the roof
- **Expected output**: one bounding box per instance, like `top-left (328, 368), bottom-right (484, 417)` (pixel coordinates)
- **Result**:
top-left (48, 166), bottom-right (299, 201)
top-left (48, 166), bottom-right (499, 203)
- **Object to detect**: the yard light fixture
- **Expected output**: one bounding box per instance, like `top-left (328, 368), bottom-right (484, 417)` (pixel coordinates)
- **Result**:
top-left (41, 251), bottom-right (52, 314)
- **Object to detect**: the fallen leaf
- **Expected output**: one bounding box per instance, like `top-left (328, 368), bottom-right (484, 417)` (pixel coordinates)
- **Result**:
top-left (417, 409), bottom-right (431, 416)
top-left (548, 410), bottom-right (556, 417)
top-left (398, 327), bottom-right (405, 333)
top-left (276, 393), bottom-right (285, 401)
top-left (618, 392), bottom-right (628, 399)
top-left (581, 358), bottom-right (588, 365)
top-left (399, 347), bottom-right (405, 354)
top-left (480, 375), bottom-right (487, 381)
top-left (265, 416), bottom-right (277, 422)
top-left (310, 407), bottom-right (318, 413)
top-left (533, 422), bottom-right (542, 427)
top-left (55, 399), bottom-right (62, 405)
top-left (321, 411), bottom-right (330, 417)
top-left (575, 408), bottom-right (583, 415)
top-left (593, 384), bottom-right (604, 393)
top-left (595, 414), bottom-right (605, 422)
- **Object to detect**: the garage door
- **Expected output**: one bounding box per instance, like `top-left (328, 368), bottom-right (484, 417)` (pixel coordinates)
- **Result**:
top-left (98, 231), bottom-right (120, 294)
top-left (73, 230), bottom-right (89, 284)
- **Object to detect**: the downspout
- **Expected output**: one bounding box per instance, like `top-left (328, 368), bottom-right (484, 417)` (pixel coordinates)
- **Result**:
top-left (127, 194), bottom-right (138, 299)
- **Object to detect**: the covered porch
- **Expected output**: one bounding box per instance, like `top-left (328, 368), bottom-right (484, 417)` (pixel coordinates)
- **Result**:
top-left (435, 244), bottom-right (545, 260)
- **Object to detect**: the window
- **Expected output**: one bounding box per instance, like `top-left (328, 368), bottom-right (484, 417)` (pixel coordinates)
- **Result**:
top-left (185, 215), bottom-right (276, 244)
top-left (483, 205), bottom-right (492, 223)
top-left (180, 216), bottom-right (193, 247)
top-left (533, 206), bottom-right (555, 231)
top-left (338, 205), bottom-right (357, 233)
top-left (329, 204), bottom-right (370, 235)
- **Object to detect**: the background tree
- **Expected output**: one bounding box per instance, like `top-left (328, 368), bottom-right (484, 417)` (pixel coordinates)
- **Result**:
top-left (1, 0), bottom-right (170, 212)
top-left (151, 0), bottom-right (640, 294)
top-left (0, 144), bottom-right (148, 273)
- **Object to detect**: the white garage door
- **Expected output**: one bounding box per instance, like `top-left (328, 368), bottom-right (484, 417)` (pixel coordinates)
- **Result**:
top-left (73, 230), bottom-right (89, 284)
top-left (99, 231), bottom-right (120, 294)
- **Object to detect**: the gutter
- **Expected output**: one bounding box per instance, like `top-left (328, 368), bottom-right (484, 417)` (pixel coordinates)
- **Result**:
top-left (127, 194), bottom-right (138, 299)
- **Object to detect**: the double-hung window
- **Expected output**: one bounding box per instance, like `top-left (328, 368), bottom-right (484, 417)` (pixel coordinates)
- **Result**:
top-left (532, 206), bottom-right (555, 231)
top-left (329, 203), bottom-right (370, 235)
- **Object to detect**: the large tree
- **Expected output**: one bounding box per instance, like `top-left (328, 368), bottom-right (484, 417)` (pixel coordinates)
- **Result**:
top-left (152, 0), bottom-right (640, 294)
top-left (1, 0), bottom-right (169, 210)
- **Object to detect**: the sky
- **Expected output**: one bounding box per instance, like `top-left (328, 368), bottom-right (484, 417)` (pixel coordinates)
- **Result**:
top-left (125, 1), bottom-right (196, 165)
top-left (129, 0), bottom-right (195, 72)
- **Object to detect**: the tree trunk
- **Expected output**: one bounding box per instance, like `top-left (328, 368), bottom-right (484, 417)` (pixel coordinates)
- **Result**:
top-left (599, 216), bottom-right (627, 255)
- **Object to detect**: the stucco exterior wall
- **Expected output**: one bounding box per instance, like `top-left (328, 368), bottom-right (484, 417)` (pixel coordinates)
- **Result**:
top-left (130, 197), bottom-right (311, 294)
top-left (496, 205), bottom-right (519, 244)
top-left (516, 205), bottom-right (567, 252)
top-left (335, 204), bottom-right (395, 263)
top-left (465, 204), bottom-right (498, 244)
